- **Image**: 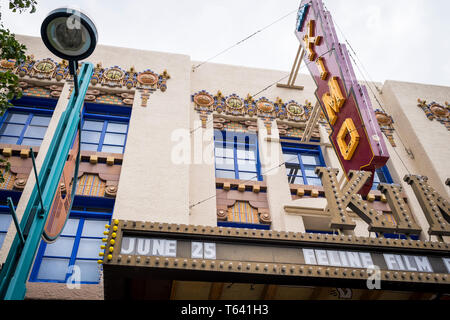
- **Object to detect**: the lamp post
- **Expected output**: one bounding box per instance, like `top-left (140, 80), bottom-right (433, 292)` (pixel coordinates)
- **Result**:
top-left (0, 7), bottom-right (97, 300)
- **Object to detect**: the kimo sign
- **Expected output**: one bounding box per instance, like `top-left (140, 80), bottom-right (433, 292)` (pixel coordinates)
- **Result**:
top-left (295, 0), bottom-right (390, 195)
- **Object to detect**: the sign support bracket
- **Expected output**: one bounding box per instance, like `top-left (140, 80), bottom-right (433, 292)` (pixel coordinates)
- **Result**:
top-left (277, 44), bottom-right (305, 90)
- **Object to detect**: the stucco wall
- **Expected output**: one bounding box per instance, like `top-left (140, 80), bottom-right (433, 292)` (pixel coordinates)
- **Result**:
top-left (1, 35), bottom-right (448, 300)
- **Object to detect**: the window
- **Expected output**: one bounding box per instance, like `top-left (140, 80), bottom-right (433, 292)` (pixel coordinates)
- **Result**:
top-left (0, 106), bottom-right (53, 146)
top-left (0, 207), bottom-right (12, 249)
top-left (214, 130), bottom-right (262, 181)
top-left (80, 103), bottom-right (130, 154)
top-left (372, 165), bottom-right (393, 190)
top-left (30, 196), bottom-right (114, 284)
top-left (0, 191), bottom-right (22, 250)
top-left (282, 142), bottom-right (325, 186)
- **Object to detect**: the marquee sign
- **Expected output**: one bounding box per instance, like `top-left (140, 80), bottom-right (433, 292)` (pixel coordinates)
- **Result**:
top-left (119, 236), bottom-right (450, 274)
top-left (101, 220), bottom-right (450, 292)
top-left (295, 0), bottom-right (390, 195)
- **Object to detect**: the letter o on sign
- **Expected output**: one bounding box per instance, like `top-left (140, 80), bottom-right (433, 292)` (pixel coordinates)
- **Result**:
top-left (337, 118), bottom-right (360, 160)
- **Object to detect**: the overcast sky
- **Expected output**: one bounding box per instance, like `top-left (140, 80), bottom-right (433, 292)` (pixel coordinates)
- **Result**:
top-left (1, 0), bottom-right (449, 87)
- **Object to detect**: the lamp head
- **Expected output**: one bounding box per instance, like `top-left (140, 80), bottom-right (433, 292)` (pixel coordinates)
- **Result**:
top-left (41, 7), bottom-right (97, 61)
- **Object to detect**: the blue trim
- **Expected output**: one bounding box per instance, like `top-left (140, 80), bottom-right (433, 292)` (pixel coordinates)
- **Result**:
top-left (282, 143), bottom-right (325, 185)
top-left (381, 165), bottom-right (393, 183)
top-left (218, 221), bottom-right (270, 230)
top-left (214, 130), bottom-right (262, 181)
top-left (29, 196), bottom-right (114, 284)
top-left (83, 102), bottom-right (132, 117)
top-left (376, 233), bottom-right (419, 241)
top-left (79, 106), bottom-right (130, 153)
top-left (296, 3), bottom-right (310, 32)
top-left (0, 102), bottom-right (55, 146)
top-left (0, 190), bottom-right (22, 204)
top-left (10, 96), bottom-right (58, 109)
top-left (372, 165), bottom-right (394, 190)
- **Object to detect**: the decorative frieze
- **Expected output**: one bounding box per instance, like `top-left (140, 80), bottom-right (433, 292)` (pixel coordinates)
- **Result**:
top-left (192, 90), bottom-right (313, 132)
top-left (18, 81), bottom-right (63, 99)
top-left (0, 56), bottom-right (170, 92)
top-left (66, 87), bottom-right (134, 106)
top-left (277, 122), bottom-right (320, 140)
top-left (417, 99), bottom-right (450, 131)
top-left (213, 117), bottom-right (258, 133)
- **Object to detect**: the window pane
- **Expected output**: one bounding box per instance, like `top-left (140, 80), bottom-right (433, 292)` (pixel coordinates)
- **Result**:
top-left (81, 131), bottom-right (101, 143)
top-left (0, 136), bottom-right (19, 144)
top-left (0, 123), bottom-right (24, 136)
top-left (0, 233), bottom-right (6, 249)
top-left (214, 130), bottom-right (226, 142)
top-left (106, 122), bottom-right (127, 133)
top-left (80, 143), bottom-right (99, 151)
top-left (237, 159), bottom-right (257, 172)
top-left (238, 172), bottom-right (258, 181)
top-left (301, 154), bottom-right (320, 165)
top-left (24, 125), bottom-right (47, 138)
top-left (306, 177), bottom-right (322, 186)
top-left (61, 218), bottom-right (80, 236)
top-left (74, 259), bottom-right (101, 283)
top-left (37, 258), bottom-right (70, 281)
top-left (236, 149), bottom-right (256, 160)
top-left (215, 157), bottom-right (235, 170)
top-left (6, 112), bottom-right (29, 123)
top-left (81, 219), bottom-right (109, 237)
top-left (286, 166), bottom-right (300, 177)
top-left (103, 132), bottom-right (126, 146)
top-left (283, 153), bottom-right (299, 164)
top-left (292, 176), bottom-right (305, 184)
top-left (83, 120), bottom-right (104, 131)
top-left (375, 169), bottom-right (387, 183)
top-left (100, 145), bottom-right (123, 153)
top-left (77, 238), bottom-right (103, 258)
top-left (216, 170), bottom-right (236, 179)
top-left (215, 146), bottom-right (234, 158)
top-left (304, 165), bottom-right (318, 177)
top-left (44, 237), bottom-right (75, 257)
top-left (0, 214), bottom-right (12, 231)
top-left (21, 138), bottom-right (42, 146)
top-left (30, 115), bottom-right (51, 126)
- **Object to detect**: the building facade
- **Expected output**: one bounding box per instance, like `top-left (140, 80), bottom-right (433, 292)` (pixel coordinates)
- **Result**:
top-left (0, 32), bottom-right (449, 300)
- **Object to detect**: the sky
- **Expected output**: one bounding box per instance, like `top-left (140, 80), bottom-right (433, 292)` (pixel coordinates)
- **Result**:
top-left (0, 0), bottom-right (449, 87)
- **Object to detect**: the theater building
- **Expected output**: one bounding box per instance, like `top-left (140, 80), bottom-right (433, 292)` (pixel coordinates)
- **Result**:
top-left (0, 2), bottom-right (449, 300)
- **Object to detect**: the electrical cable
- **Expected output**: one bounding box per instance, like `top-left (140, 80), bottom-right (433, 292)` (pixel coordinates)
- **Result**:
top-left (191, 5), bottom-right (307, 71)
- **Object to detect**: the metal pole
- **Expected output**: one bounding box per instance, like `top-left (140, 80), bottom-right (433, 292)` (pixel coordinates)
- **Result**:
top-left (29, 148), bottom-right (45, 217)
top-left (6, 198), bottom-right (24, 246)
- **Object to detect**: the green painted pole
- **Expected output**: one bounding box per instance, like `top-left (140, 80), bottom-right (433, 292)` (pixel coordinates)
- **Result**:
top-left (0, 62), bottom-right (94, 300)
top-left (6, 197), bottom-right (24, 246)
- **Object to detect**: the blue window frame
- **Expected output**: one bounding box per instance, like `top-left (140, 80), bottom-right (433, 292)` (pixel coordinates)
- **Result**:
top-left (0, 190), bottom-right (22, 249)
top-left (30, 196), bottom-right (114, 284)
top-left (372, 165), bottom-right (393, 190)
top-left (80, 103), bottom-right (130, 154)
top-left (376, 233), bottom-right (419, 241)
top-left (0, 97), bottom-right (55, 146)
top-left (282, 141), bottom-right (325, 186)
top-left (214, 130), bottom-right (262, 181)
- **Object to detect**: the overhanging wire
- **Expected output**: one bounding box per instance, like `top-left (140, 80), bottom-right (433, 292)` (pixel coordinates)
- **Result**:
top-left (191, 5), bottom-right (308, 71)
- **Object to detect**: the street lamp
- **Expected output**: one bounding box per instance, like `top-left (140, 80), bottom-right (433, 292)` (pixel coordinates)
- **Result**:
top-left (0, 8), bottom-right (97, 300)
top-left (41, 7), bottom-right (97, 94)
